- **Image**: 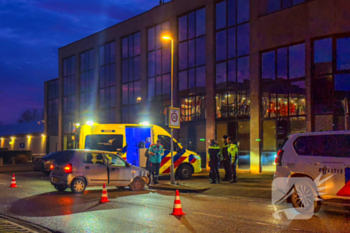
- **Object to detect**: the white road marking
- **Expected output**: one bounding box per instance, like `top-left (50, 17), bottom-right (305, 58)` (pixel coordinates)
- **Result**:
top-left (192, 212), bottom-right (223, 218)
top-left (256, 222), bottom-right (269, 226)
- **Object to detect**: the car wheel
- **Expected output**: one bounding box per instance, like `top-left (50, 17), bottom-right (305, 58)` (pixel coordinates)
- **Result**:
top-left (130, 177), bottom-right (145, 191)
top-left (54, 185), bottom-right (67, 192)
top-left (176, 164), bottom-right (193, 180)
top-left (71, 178), bottom-right (86, 194)
top-left (290, 179), bottom-right (321, 214)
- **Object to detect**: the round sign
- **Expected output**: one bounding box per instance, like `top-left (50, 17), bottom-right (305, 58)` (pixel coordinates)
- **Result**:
top-left (171, 112), bottom-right (178, 122)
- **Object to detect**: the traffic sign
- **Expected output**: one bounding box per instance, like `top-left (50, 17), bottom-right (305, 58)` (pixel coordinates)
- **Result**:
top-left (20, 143), bottom-right (25, 149)
top-left (169, 107), bottom-right (180, 129)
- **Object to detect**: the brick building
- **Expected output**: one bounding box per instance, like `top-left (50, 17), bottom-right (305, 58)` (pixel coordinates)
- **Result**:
top-left (46, 0), bottom-right (350, 173)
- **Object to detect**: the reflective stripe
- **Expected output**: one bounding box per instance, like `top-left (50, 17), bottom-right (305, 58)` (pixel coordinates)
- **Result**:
top-left (175, 196), bottom-right (180, 200)
top-left (174, 204), bottom-right (182, 208)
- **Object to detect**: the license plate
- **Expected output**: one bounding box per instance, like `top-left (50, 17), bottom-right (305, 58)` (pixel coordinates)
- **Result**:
top-left (52, 177), bottom-right (60, 183)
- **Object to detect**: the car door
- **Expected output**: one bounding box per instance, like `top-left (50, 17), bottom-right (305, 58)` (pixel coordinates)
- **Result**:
top-left (294, 135), bottom-right (346, 197)
top-left (323, 134), bottom-right (349, 197)
top-left (104, 153), bottom-right (132, 187)
top-left (82, 152), bottom-right (108, 186)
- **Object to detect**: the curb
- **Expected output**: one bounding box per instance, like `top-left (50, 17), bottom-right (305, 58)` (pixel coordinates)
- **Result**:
top-left (0, 214), bottom-right (57, 233)
top-left (148, 184), bottom-right (210, 193)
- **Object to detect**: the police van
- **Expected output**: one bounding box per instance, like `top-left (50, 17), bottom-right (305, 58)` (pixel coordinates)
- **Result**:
top-left (274, 131), bottom-right (350, 213)
top-left (74, 123), bottom-right (202, 179)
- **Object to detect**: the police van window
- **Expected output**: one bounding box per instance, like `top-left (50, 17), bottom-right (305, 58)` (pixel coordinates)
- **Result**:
top-left (85, 135), bottom-right (123, 152)
top-left (158, 135), bottom-right (178, 151)
top-left (294, 135), bottom-right (350, 157)
top-left (84, 153), bottom-right (105, 165)
top-left (105, 153), bottom-right (126, 166)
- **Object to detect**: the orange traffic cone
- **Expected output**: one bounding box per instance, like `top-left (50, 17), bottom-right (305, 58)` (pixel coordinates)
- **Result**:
top-left (100, 183), bottom-right (110, 203)
top-left (171, 190), bottom-right (186, 216)
top-left (9, 174), bottom-right (17, 188)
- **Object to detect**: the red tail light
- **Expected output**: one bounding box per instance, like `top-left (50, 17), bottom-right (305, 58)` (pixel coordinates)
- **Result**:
top-left (50, 164), bottom-right (54, 170)
top-left (275, 150), bottom-right (284, 166)
top-left (64, 163), bottom-right (73, 173)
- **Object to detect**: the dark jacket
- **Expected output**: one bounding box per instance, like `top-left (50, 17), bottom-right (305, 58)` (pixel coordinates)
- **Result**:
top-left (208, 145), bottom-right (220, 164)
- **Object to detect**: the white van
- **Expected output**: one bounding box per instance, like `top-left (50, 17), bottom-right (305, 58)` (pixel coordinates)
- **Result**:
top-left (274, 131), bottom-right (350, 213)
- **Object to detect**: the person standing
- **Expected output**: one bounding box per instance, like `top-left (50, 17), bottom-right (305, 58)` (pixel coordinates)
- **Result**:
top-left (221, 136), bottom-right (231, 181)
top-left (148, 139), bottom-right (164, 185)
top-left (227, 137), bottom-right (239, 183)
top-left (208, 139), bottom-right (221, 184)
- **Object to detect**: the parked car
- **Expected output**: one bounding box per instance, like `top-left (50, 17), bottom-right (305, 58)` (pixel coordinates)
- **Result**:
top-left (274, 131), bottom-right (350, 214)
top-left (33, 151), bottom-right (61, 175)
top-left (50, 149), bottom-right (149, 193)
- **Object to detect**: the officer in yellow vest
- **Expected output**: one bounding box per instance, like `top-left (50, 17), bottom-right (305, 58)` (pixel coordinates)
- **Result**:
top-left (227, 137), bottom-right (239, 183)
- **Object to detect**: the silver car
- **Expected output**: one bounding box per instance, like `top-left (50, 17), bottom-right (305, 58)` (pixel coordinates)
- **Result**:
top-left (49, 150), bottom-right (149, 193)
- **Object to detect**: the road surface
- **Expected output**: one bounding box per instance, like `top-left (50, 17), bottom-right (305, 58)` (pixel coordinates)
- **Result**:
top-left (0, 172), bottom-right (349, 232)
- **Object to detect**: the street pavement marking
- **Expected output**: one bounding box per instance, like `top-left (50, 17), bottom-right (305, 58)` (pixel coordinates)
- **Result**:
top-left (256, 222), bottom-right (269, 226)
top-left (192, 212), bottom-right (223, 218)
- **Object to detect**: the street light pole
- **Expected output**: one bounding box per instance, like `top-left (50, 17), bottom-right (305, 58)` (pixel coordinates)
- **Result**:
top-left (162, 35), bottom-right (175, 184)
top-left (170, 39), bottom-right (175, 184)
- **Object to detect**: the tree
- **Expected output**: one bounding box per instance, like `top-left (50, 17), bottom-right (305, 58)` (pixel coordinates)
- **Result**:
top-left (17, 109), bottom-right (44, 123)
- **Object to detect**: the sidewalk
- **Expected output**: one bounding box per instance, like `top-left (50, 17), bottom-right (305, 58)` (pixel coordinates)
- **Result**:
top-left (150, 169), bottom-right (274, 199)
top-left (0, 164), bottom-right (33, 173)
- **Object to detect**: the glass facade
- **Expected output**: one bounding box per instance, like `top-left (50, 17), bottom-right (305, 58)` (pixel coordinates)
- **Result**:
top-left (63, 56), bottom-right (76, 134)
top-left (122, 32), bottom-right (141, 123)
top-left (313, 36), bottom-right (350, 130)
top-left (178, 8), bottom-right (206, 122)
top-left (267, 0), bottom-right (307, 14)
top-left (99, 41), bottom-right (116, 123)
top-left (147, 22), bottom-right (171, 99)
top-left (80, 49), bottom-right (94, 113)
top-left (261, 43), bottom-right (306, 119)
top-left (261, 43), bottom-right (307, 158)
top-left (47, 79), bottom-right (59, 136)
top-left (215, 0), bottom-right (250, 120)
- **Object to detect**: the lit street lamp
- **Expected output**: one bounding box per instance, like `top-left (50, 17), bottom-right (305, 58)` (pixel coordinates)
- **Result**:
top-left (162, 35), bottom-right (175, 184)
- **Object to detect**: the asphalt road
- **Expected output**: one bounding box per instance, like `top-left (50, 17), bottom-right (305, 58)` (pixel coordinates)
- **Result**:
top-left (0, 172), bottom-right (349, 232)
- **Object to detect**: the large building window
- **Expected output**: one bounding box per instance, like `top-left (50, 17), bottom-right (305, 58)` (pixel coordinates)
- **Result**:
top-left (180, 96), bottom-right (205, 122)
top-left (147, 22), bottom-right (171, 99)
top-left (99, 41), bottom-right (116, 123)
top-left (267, 0), bottom-right (308, 14)
top-left (178, 8), bottom-right (206, 122)
top-left (215, 0), bottom-right (250, 119)
top-left (47, 79), bottom-right (59, 135)
top-left (80, 49), bottom-right (94, 113)
top-left (261, 43), bottom-right (306, 119)
top-left (122, 32), bottom-right (141, 123)
top-left (63, 56), bottom-right (76, 134)
top-left (313, 36), bottom-right (350, 130)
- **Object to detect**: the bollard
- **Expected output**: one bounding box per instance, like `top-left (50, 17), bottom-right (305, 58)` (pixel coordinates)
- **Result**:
top-left (0, 157), bottom-right (3, 166)
top-left (12, 156), bottom-right (16, 165)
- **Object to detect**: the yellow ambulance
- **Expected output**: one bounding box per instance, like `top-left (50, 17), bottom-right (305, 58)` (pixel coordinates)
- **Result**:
top-left (75, 123), bottom-right (202, 179)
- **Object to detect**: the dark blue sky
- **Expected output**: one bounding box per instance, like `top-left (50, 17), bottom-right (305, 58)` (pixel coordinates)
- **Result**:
top-left (0, 0), bottom-right (170, 125)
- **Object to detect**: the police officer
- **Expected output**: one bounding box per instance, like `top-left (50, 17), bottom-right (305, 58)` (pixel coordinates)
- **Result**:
top-left (208, 139), bottom-right (221, 184)
top-left (221, 136), bottom-right (231, 181)
top-left (148, 139), bottom-right (164, 185)
top-left (227, 137), bottom-right (239, 183)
